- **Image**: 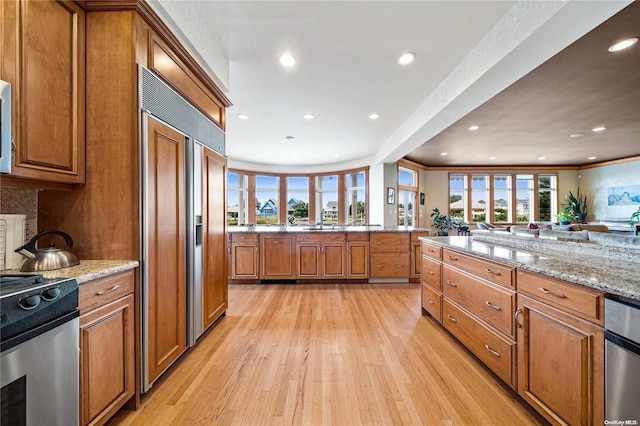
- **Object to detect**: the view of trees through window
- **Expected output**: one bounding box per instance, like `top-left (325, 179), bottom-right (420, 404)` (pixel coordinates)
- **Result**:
top-left (346, 171), bottom-right (366, 225)
top-left (287, 177), bottom-right (309, 225)
top-left (398, 166), bottom-right (418, 226)
top-left (449, 173), bottom-right (557, 223)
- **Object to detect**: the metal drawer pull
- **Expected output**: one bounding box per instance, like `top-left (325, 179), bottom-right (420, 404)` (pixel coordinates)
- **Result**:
top-left (395, 264), bottom-right (404, 268)
top-left (427, 299), bottom-right (434, 304)
top-left (485, 345), bottom-right (501, 357)
top-left (539, 287), bottom-right (565, 298)
top-left (273, 240), bottom-right (282, 245)
top-left (447, 255), bottom-right (458, 261)
top-left (428, 249), bottom-right (435, 253)
top-left (376, 264), bottom-right (385, 268)
top-left (485, 301), bottom-right (501, 311)
top-left (446, 280), bottom-right (457, 287)
top-left (447, 315), bottom-right (457, 323)
top-left (376, 241), bottom-right (384, 245)
top-left (96, 285), bottom-right (120, 295)
top-left (514, 308), bottom-right (523, 329)
top-left (427, 270), bottom-right (435, 275)
top-left (484, 268), bottom-right (501, 276)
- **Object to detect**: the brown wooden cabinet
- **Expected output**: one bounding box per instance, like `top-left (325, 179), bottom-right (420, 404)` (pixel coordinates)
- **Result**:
top-left (420, 240), bottom-right (442, 322)
top-left (516, 272), bottom-right (604, 426)
top-left (1, 0), bottom-right (85, 186)
top-left (260, 234), bottom-right (296, 279)
top-left (346, 233), bottom-right (369, 279)
top-left (370, 232), bottom-right (410, 279)
top-left (296, 233), bottom-right (346, 279)
top-left (410, 232), bottom-right (428, 281)
top-left (79, 270), bottom-right (135, 426)
top-left (201, 146), bottom-right (228, 330)
top-left (230, 233), bottom-right (259, 280)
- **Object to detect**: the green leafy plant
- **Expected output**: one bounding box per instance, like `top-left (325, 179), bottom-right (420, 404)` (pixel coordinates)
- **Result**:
top-left (565, 187), bottom-right (588, 219)
top-left (430, 208), bottom-right (457, 235)
top-left (631, 207), bottom-right (640, 228)
top-left (557, 206), bottom-right (573, 224)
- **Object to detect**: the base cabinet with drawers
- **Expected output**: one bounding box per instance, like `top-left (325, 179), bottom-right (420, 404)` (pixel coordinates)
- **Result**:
top-left (420, 242), bottom-right (442, 322)
top-left (79, 270), bottom-right (136, 426)
top-left (370, 232), bottom-right (411, 279)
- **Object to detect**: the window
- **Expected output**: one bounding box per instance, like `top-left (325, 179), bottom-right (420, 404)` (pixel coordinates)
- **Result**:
top-left (316, 175), bottom-right (338, 225)
top-left (449, 172), bottom-right (557, 223)
top-left (346, 171), bottom-right (366, 225)
top-left (398, 166), bottom-right (418, 226)
top-left (256, 175), bottom-right (279, 225)
top-left (227, 172), bottom-right (248, 225)
top-left (287, 177), bottom-right (309, 225)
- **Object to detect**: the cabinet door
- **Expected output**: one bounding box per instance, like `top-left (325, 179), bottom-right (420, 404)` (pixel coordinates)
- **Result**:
top-left (347, 242), bottom-right (369, 278)
top-left (517, 294), bottom-right (604, 426)
top-left (231, 242), bottom-right (259, 279)
top-left (322, 241), bottom-right (346, 278)
top-left (297, 242), bottom-right (321, 278)
top-left (202, 147), bottom-right (228, 330)
top-left (260, 235), bottom-right (295, 279)
top-left (80, 295), bottom-right (134, 426)
top-left (146, 117), bottom-right (186, 385)
top-left (2, 0), bottom-right (85, 184)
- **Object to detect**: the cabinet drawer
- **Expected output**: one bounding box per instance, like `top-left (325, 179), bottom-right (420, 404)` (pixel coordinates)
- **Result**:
top-left (443, 249), bottom-right (515, 289)
top-left (347, 232), bottom-right (369, 242)
top-left (421, 256), bottom-right (442, 290)
top-left (517, 271), bottom-right (604, 325)
top-left (80, 270), bottom-right (135, 313)
top-left (231, 233), bottom-right (259, 242)
top-left (370, 253), bottom-right (410, 278)
top-left (422, 284), bottom-right (442, 322)
top-left (421, 242), bottom-right (442, 260)
top-left (443, 266), bottom-right (516, 338)
top-left (370, 233), bottom-right (410, 253)
top-left (443, 299), bottom-right (516, 389)
top-left (296, 232), bottom-right (346, 243)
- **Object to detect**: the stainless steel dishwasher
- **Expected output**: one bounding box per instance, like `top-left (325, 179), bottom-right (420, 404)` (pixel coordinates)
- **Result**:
top-left (605, 297), bottom-right (640, 423)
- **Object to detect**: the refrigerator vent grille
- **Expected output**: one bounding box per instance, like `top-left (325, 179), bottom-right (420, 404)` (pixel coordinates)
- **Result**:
top-left (139, 66), bottom-right (225, 155)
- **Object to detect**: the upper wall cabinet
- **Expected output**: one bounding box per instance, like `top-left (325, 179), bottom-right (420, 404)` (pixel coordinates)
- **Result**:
top-left (1, 0), bottom-right (86, 186)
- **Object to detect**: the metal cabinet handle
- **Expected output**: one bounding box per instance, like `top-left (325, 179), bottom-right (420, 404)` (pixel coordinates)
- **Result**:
top-left (447, 255), bottom-right (458, 261)
top-left (446, 280), bottom-right (457, 287)
top-left (485, 345), bottom-right (501, 357)
top-left (395, 264), bottom-right (404, 268)
top-left (376, 241), bottom-right (384, 245)
top-left (447, 315), bottom-right (457, 323)
top-left (96, 285), bottom-right (120, 295)
top-left (427, 299), bottom-right (434, 305)
top-left (376, 264), bottom-right (385, 268)
top-left (273, 240), bottom-right (282, 245)
top-left (485, 301), bottom-right (501, 311)
top-left (514, 308), bottom-right (523, 329)
top-left (539, 287), bottom-right (565, 298)
top-left (427, 248), bottom-right (435, 253)
top-left (484, 268), bottom-right (501, 276)
top-left (427, 270), bottom-right (435, 275)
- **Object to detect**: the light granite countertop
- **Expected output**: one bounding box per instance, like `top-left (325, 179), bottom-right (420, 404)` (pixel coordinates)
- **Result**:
top-left (5, 260), bottom-right (138, 285)
top-left (420, 235), bottom-right (640, 301)
top-left (229, 225), bottom-right (429, 234)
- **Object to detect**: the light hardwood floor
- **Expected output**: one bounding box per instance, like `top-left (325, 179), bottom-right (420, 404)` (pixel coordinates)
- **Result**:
top-left (111, 283), bottom-right (546, 425)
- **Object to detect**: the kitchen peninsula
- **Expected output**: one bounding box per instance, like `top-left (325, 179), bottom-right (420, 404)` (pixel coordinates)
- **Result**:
top-left (228, 226), bottom-right (428, 282)
top-left (419, 233), bottom-right (640, 426)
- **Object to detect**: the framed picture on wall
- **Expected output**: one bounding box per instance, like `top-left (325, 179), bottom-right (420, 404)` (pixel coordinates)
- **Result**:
top-left (387, 187), bottom-right (395, 204)
top-left (420, 193), bottom-right (425, 205)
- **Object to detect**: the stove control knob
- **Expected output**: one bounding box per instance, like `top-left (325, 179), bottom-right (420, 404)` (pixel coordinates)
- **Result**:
top-left (18, 294), bottom-right (41, 310)
top-left (41, 287), bottom-right (61, 301)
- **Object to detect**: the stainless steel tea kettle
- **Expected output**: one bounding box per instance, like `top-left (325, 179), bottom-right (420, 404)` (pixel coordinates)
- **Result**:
top-left (15, 230), bottom-right (80, 272)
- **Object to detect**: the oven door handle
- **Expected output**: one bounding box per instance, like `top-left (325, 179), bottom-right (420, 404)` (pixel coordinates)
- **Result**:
top-left (605, 330), bottom-right (640, 356)
top-left (0, 310), bottom-right (79, 353)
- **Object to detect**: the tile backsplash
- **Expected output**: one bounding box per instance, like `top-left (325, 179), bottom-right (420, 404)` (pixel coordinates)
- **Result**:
top-left (1, 186), bottom-right (38, 240)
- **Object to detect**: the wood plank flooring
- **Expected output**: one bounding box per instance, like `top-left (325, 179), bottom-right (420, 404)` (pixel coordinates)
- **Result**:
top-left (111, 283), bottom-right (546, 425)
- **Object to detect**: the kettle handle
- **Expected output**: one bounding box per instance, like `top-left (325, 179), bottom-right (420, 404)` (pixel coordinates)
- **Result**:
top-left (15, 230), bottom-right (75, 254)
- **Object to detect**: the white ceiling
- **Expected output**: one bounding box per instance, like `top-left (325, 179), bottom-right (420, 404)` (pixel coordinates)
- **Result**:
top-left (155, 1), bottom-right (637, 172)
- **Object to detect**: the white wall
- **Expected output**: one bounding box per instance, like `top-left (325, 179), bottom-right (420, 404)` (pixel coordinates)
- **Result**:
top-left (579, 160), bottom-right (640, 221)
top-left (423, 170), bottom-right (450, 232)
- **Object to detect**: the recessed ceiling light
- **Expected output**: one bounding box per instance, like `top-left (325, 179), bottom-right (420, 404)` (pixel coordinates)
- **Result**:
top-left (468, 125), bottom-right (480, 131)
top-left (440, 152), bottom-right (448, 156)
top-left (592, 126), bottom-right (607, 132)
top-left (538, 156), bottom-right (546, 160)
top-left (588, 156), bottom-right (597, 160)
top-left (489, 156), bottom-right (496, 160)
top-left (237, 114), bottom-right (249, 120)
top-left (369, 113), bottom-right (380, 120)
top-left (279, 53), bottom-right (296, 67)
top-left (303, 113), bottom-right (314, 120)
top-left (397, 52), bottom-right (416, 65)
top-left (608, 37), bottom-right (638, 52)
top-left (570, 133), bottom-right (585, 138)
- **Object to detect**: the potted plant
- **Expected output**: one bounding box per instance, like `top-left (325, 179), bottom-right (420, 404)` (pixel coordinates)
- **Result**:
top-left (430, 208), bottom-right (457, 236)
top-left (557, 206), bottom-right (573, 225)
top-left (565, 187), bottom-right (588, 223)
top-left (631, 207), bottom-right (640, 231)
top-left (456, 220), bottom-right (469, 232)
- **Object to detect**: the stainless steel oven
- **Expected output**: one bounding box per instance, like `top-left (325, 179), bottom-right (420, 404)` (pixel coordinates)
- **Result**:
top-left (605, 297), bottom-right (640, 423)
top-left (1, 274), bottom-right (79, 426)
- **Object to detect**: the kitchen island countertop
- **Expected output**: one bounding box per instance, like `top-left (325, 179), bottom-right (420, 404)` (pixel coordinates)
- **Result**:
top-left (229, 225), bottom-right (429, 233)
top-left (420, 235), bottom-right (640, 301)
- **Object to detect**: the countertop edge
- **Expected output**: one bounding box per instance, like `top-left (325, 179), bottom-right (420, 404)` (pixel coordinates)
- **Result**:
top-left (12, 260), bottom-right (141, 284)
